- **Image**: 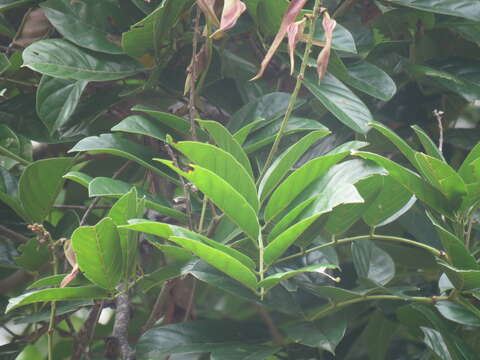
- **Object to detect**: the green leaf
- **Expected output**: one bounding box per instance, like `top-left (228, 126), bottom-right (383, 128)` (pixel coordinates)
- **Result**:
top-left (108, 188), bottom-right (144, 279)
top-left (354, 151), bottom-right (452, 217)
top-left (36, 76), bottom-right (88, 135)
top-left (415, 153), bottom-right (467, 205)
top-left (15, 239), bottom-right (49, 272)
top-left (438, 261), bottom-right (480, 291)
top-left (365, 312), bottom-right (398, 360)
top-left (27, 274), bottom-right (88, 289)
top-left (137, 262), bottom-right (188, 292)
top-left (121, 220), bottom-right (256, 270)
top-left (0, 0), bottom-right (33, 11)
top-left (259, 130), bottom-right (330, 201)
top-left (168, 236), bottom-right (257, 289)
top-left (387, 0), bottom-right (480, 22)
top-left (173, 141), bottom-right (259, 212)
top-left (41, 0), bottom-right (124, 54)
top-left (264, 152), bottom-right (350, 223)
top-left (458, 142), bottom-right (480, 184)
top-left (71, 217), bottom-right (123, 290)
top-left (122, 0), bottom-right (193, 58)
top-left (211, 345), bottom-right (281, 360)
top-left (63, 171), bottom-right (93, 188)
top-left (136, 320), bottom-right (270, 359)
top-left (303, 72), bottom-right (373, 134)
top-left (69, 134), bottom-right (178, 183)
top-left (111, 115), bottom-right (167, 142)
top-left (411, 125), bottom-right (445, 161)
top-left (313, 20), bottom-right (357, 53)
top-left (331, 59), bottom-right (397, 101)
top-left (0, 52), bottom-right (10, 74)
top-left (157, 160), bottom-right (260, 242)
top-left (197, 120), bottom-right (253, 178)
top-left (370, 122), bottom-right (422, 173)
top-left (19, 157), bottom-right (74, 223)
top-left (243, 117), bottom-right (328, 153)
top-left (284, 315), bottom-right (346, 355)
top-left (132, 105), bottom-right (207, 140)
top-left (23, 39), bottom-right (145, 81)
top-left (88, 177), bottom-right (185, 222)
top-left (352, 240), bottom-right (395, 285)
top-left (5, 286), bottom-right (108, 313)
top-left (258, 264), bottom-right (338, 290)
top-left (421, 327), bottom-right (453, 360)
top-left (436, 301), bottom-right (480, 327)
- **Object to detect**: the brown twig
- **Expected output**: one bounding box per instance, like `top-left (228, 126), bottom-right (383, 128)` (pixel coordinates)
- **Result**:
top-left (183, 277), bottom-right (197, 321)
top-left (255, 305), bottom-right (284, 345)
top-left (433, 109), bottom-right (444, 153)
top-left (0, 225), bottom-right (29, 244)
top-left (141, 280), bottom-right (174, 333)
top-left (71, 302), bottom-right (104, 360)
top-left (112, 285), bottom-right (134, 360)
top-left (187, 6), bottom-right (201, 140)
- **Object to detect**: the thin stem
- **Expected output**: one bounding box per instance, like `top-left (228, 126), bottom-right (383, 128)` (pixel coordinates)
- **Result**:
top-left (0, 145), bottom-right (31, 166)
top-left (275, 234), bottom-right (443, 264)
top-left (142, 281), bottom-right (173, 333)
top-left (258, 231), bottom-right (265, 299)
top-left (308, 295), bottom-right (450, 321)
top-left (0, 225), bottom-right (29, 244)
top-left (198, 196), bottom-right (208, 233)
top-left (48, 237), bottom-right (58, 360)
top-left (257, 0), bottom-right (323, 183)
top-left (183, 278), bottom-right (197, 321)
top-left (0, 77), bottom-right (37, 87)
top-left (188, 6), bottom-right (201, 140)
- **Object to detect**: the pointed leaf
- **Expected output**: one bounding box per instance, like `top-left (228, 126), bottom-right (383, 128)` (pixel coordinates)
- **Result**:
top-left (303, 72), bottom-right (373, 134)
top-left (387, 0), bottom-right (480, 21)
top-left (313, 20), bottom-right (356, 53)
top-left (71, 217), bottom-right (123, 290)
top-left (6, 286), bottom-right (108, 313)
top-left (352, 239), bottom-right (395, 285)
top-left (157, 160), bottom-right (260, 241)
top-left (23, 39), bottom-right (145, 81)
top-left (197, 120), bottom-right (253, 178)
top-left (411, 125), bottom-right (445, 161)
top-left (111, 115), bottom-right (167, 142)
top-left (458, 142), bottom-right (480, 184)
top-left (259, 264), bottom-right (337, 289)
top-left (173, 141), bottom-right (259, 211)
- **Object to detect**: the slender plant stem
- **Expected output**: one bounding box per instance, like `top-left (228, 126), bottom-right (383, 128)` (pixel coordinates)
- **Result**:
top-left (275, 234), bottom-right (443, 264)
top-left (198, 196), bottom-right (208, 233)
top-left (47, 235), bottom-right (58, 360)
top-left (257, 0), bottom-right (323, 184)
top-left (258, 231), bottom-right (265, 299)
top-left (308, 295), bottom-right (450, 321)
top-left (188, 6), bottom-right (201, 140)
top-left (0, 77), bottom-right (37, 87)
top-left (0, 145), bottom-right (31, 166)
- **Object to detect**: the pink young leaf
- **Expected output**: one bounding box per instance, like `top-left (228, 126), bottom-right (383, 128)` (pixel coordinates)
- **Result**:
top-left (316, 14), bottom-right (336, 81)
top-left (60, 264), bottom-right (79, 288)
top-left (251, 0), bottom-right (308, 81)
top-left (287, 18), bottom-right (306, 74)
top-left (211, 0), bottom-right (247, 39)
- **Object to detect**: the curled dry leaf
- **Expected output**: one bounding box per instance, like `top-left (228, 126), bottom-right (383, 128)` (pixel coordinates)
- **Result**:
top-left (316, 13), bottom-right (336, 81)
top-left (251, 0), bottom-right (308, 81)
top-left (287, 18), bottom-right (306, 75)
top-left (211, 0), bottom-right (247, 39)
top-left (60, 238), bottom-right (80, 288)
top-left (197, 0), bottom-right (220, 27)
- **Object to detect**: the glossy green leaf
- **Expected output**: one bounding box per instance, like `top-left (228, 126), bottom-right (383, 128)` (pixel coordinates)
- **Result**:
top-left (313, 20), bottom-right (357, 53)
top-left (169, 236), bottom-right (257, 289)
top-left (370, 122), bottom-right (422, 173)
top-left (121, 220), bottom-right (256, 270)
top-left (258, 264), bottom-right (338, 290)
top-left (243, 117), bottom-right (328, 153)
top-left (69, 134), bottom-right (178, 183)
top-left (303, 72), bottom-right (373, 134)
top-left (5, 286), bottom-right (108, 313)
top-left (122, 0), bottom-right (193, 58)
top-left (111, 115), bottom-right (167, 142)
top-left (41, 0), bottom-right (124, 54)
top-left (211, 345), bottom-right (281, 360)
top-left (88, 177), bottom-right (185, 222)
top-left (284, 315), bottom-right (346, 355)
top-left (71, 217), bottom-right (123, 290)
top-left (421, 327), bottom-right (453, 360)
top-left (388, 0), bottom-right (480, 22)
top-left (27, 274), bottom-right (88, 289)
top-left (0, 52), bottom-right (10, 74)
top-left (365, 312), bottom-right (398, 360)
top-left (436, 301), bottom-right (480, 327)
top-left (173, 142), bottom-right (258, 212)
top-left (15, 239), bottom-right (49, 272)
top-left (23, 39), bottom-right (145, 81)
top-left (136, 320), bottom-right (270, 359)
top-left (458, 142), bottom-right (480, 184)
top-left (63, 171), bottom-right (93, 188)
top-left (264, 152), bottom-right (350, 223)
top-left (331, 59), bottom-right (396, 101)
top-left (259, 130), bottom-right (330, 201)
top-left (197, 120), bottom-right (253, 178)
top-left (438, 261), bottom-right (480, 291)
top-left (137, 262), bottom-right (188, 292)
top-left (108, 188), bottom-right (144, 279)
top-left (157, 160), bottom-right (260, 241)
top-left (411, 125), bottom-right (445, 161)
top-left (415, 153), bottom-right (467, 204)
top-left (19, 157), bottom-right (74, 223)
top-left (352, 240), bottom-right (395, 285)
top-left (0, 0), bottom-right (33, 11)
top-left (132, 105), bottom-right (207, 140)
top-left (354, 151), bottom-right (452, 217)
top-left (36, 76), bottom-right (88, 135)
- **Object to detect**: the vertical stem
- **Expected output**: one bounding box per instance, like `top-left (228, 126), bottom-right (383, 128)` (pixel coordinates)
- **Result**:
top-left (258, 0), bottom-right (323, 182)
top-left (198, 196), bottom-right (208, 233)
top-left (258, 231), bottom-right (265, 299)
top-left (48, 239), bottom-right (58, 360)
top-left (188, 6), bottom-right (201, 140)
